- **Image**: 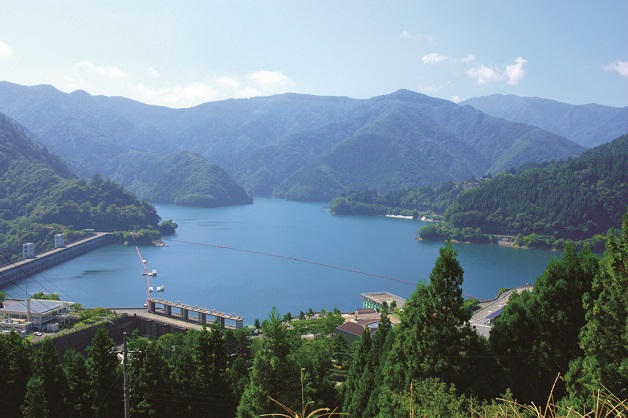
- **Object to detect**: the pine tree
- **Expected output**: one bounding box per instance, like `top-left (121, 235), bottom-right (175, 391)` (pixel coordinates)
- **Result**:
top-left (236, 307), bottom-right (301, 417)
top-left (86, 326), bottom-right (122, 418)
top-left (62, 349), bottom-right (90, 418)
top-left (342, 328), bottom-right (372, 416)
top-left (33, 338), bottom-right (66, 418)
top-left (0, 331), bottom-right (33, 418)
top-left (567, 210), bottom-right (628, 405)
top-left (491, 244), bottom-right (598, 403)
top-left (378, 241), bottom-right (485, 416)
top-left (21, 376), bottom-right (49, 418)
top-left (193, 322), bottom-right (235, 417)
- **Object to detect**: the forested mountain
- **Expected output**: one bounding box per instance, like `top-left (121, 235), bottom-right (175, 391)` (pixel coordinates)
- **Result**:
top-left (0, 113), bottom-right (168, 260)
top-left (107, 151), bottom-right (252, 207)
top-left (442, 134), bottom-right (628, 240)
top-left (331, 135), bottom-right (627, 248)
top-left (461, 94), bottom-right (628, 148)
top-left (0, 82), bottom-right (584, 201)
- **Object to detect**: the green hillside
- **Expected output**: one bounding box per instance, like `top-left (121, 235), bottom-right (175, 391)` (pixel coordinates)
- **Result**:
top-left (0, 114), bottom-right (169, 261)
top-left (108, 151), bottom-right (252, 207)
top-left (443, 134), bottom-right (628, 240)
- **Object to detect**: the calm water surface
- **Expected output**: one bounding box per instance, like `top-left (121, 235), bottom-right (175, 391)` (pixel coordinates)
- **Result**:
top-left (3, 198), bottom-right (560, 324)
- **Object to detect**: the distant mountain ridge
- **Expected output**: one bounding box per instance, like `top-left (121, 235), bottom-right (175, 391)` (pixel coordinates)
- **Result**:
top-left (461, 94), bottom-right (628, 148)
top-left (0, 82), bottom-right (587, 201)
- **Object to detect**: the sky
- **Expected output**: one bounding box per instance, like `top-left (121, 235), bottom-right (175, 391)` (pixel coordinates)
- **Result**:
top-left (1, 1), bottom-right (626, 108)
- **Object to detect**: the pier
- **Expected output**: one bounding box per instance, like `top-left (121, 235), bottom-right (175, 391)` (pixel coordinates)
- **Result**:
top-left (147, 298), bottom-right (244, 329)
top-left (0, 232), bottom-right (114, 287)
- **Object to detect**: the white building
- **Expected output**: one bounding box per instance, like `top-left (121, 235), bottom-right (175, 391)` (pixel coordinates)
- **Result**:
top-left (23, 242), bottom-right (35, 258)
top-left (54, 233), bottom-right (65, 248)
top-left (0, 298), bottom-right (71, 332)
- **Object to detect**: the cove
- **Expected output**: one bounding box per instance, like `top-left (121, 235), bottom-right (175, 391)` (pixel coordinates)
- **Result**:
top-left (2, 197), bottom-right (560, 324)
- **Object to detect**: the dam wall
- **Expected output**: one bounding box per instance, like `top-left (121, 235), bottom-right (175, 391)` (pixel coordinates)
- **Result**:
top-left (0, 232), bottom-right (115, 287)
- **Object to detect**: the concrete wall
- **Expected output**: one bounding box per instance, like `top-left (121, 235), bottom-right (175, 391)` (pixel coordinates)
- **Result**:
top-left (0, 233), bottom-right (114, 287)
top-left (43, 314), bottom-right (189, 359)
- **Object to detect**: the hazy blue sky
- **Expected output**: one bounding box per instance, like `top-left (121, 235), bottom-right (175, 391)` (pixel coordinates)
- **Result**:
top-left (1, 1), bottom-right (626, 108)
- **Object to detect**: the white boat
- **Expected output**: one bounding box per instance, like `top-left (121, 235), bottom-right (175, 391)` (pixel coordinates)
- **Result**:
top-left (148, 286), bottom-right (154, 292)
top-left (142, 269), bottom-right (158, 276)
top-left (156, 285), bottom-right (165, 292)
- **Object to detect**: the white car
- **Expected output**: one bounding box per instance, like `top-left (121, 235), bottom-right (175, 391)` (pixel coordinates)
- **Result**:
top-left (33, 331), bottom-right (43, 336)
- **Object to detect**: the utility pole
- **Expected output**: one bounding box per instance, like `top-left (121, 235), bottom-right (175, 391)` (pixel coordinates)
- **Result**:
top-left (123, 331), bottom-right (130, 418)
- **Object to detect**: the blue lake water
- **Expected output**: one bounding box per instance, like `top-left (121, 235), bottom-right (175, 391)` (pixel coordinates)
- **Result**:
top-left (2, 198), bottom-right (561, 324)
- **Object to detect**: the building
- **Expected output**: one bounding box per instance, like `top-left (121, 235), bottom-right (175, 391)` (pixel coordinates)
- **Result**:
top-left (361, 292), bottom-right (406, 312)
top-left (22, 242), bottom-right (35, 259)
top-left (0, 298), bottom-right (72, 332)
top-left (54, 233), bottom-right (65, 248)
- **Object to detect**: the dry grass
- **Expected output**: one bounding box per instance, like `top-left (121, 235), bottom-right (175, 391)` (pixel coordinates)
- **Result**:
top-left (471, 376), bottom-right (627, 418)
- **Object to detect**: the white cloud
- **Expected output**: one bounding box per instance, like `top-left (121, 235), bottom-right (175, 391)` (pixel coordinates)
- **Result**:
top-left (451, 95), bottom-right (463, 103)
top-left (0, 40), bottom-right (13, 57)
top-left (420, 81), bottom-right (452, 95)
top-left (603, 60), bottom-right (628, 78)
top-left (148, 66), bottom-right (160, 78)
top-left (135, 82), bottom-right (219, 107)
top-left (75, 60), bottom-right (127, 80)
top-left (460, 54), bottom-right (475, 63)
top-left (218, 76), bottom-right (239, 88)
top-left (467, 65), bottom-right (502, 85)
top-left (422, 52), bottom-right (447, 64)
top-left (504, 57), bottom-right (527, 85)
top-left (401, 31), bottom-right (435, 45)
top-left (246, 70), bottom-right (293, 92)
top-left (467, 57), bottom-right (527, 85)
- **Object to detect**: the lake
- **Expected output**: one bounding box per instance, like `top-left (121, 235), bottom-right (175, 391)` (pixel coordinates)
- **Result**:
top-left (2, 198), bottom-right (560, 324)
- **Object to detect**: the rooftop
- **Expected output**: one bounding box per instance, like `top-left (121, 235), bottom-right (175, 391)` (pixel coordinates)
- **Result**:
top-left (0, 299), bottom-right (71, 314)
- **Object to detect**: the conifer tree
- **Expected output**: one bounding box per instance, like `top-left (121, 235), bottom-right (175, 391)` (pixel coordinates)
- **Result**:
top-left (86, 326), bottom-right (122, 418)
top-left (33, 338), bottom-right (66, 418)
top-left (236, 307), bottom-right (301, 418)
top-left (567, 210), bottom-right (628, 405)
top-left (0, 331), bottom-right (33, 418)
top-left (378, 241), bottom-right (485, 416)
top-left (21, 376), bottom-right (49, 418)
top-left (62, 349), bottom-right (90, 418)
top-left (342, 328), bottom-right (373, 416)
top-left (491, 244), bottom-right (598, 403)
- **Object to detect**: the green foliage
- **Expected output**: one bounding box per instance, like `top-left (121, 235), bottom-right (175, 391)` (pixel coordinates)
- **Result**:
top-left (86, 326), bottom-right (122, 417)
top-left (566, 211), bottom-right (628, 407)
top-left (378, 241), bottom-right (491, 415)
top-left (21, 376), bottom-right (49, 418)
top-left (490, 245), bottom-right (598, 404)
top-left (31, 292), bottom-right (61, 301)
top-left (110, 151), bottom-right (253, 207)
top-left (237, 307), bottom-right (302, 417)
top-left (77, 307), bottom-right (114, 324)
top-left (444, 135), bottom-right (628, 240)
top-left (329, 182), bottom-right (461, 216)
top-left (0, 331), bottom-right (33, 418)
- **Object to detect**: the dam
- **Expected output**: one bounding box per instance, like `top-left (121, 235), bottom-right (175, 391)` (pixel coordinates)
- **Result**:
top-left (0, 232), bottom-right (114, 287)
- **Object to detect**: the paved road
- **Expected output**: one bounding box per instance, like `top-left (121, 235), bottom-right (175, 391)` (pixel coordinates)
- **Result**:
top-left (470, 286), bottom-right (533, 338)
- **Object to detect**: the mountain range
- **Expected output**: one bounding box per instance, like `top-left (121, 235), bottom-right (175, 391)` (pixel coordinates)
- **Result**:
top-left (1, 82), bottom-right (622, 202)
top-left (461, 94), bottom-right (627, 148)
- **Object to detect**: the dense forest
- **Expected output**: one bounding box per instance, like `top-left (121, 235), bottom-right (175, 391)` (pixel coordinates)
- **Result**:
top-left (331, 135), bottom-right (628, 250)
top-left (0, 114), bottom-right (175, 261)
top-left (2, 210), bottom-right (626, 417)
